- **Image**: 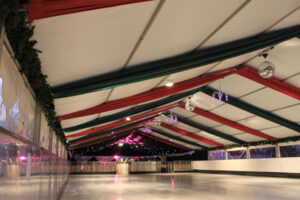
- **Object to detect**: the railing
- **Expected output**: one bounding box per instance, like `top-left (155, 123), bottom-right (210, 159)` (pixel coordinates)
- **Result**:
top-left (70, 160), bottom-right (192, 173)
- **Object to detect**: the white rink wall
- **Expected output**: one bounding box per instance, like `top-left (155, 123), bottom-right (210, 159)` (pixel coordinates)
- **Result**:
top-left (192, 158), bottom-right (300, 173)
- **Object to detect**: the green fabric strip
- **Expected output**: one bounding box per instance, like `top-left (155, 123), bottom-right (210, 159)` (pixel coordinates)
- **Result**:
top-left (151, 127), bottom-right (207, 149)
top-left (53, 25), bottom-right (300, 98)
top-left (200, 86), bottom-right (300, 133)
top-left (64, 86), bottom-right (206, 132)
top-left (171, 113), bottom-right (245, 145)
top-left (69, 117), bottom-right (154, 144)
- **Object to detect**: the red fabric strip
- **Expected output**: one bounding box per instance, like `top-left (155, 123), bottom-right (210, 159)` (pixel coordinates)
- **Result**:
top-left (28, 0), bottom-right (154, 23)
top-left (237, 67), bottom-right (300, 101)
top-left (136, 130), bottom-right (191, 151)
top-left (69, 125), bottom-right (140, 146)
top-left (59, 69), bottom-right (238, 121)
top-left (178, 105), bottom-right (277, 141)
top-left (66, 104), bottom-right (179, 139)
top-left (70, 131), bottom-right (131, 149)
top-left (160, 123), bottom-right (225, 147)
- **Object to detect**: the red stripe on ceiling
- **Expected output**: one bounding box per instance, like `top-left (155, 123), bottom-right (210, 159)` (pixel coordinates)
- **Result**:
top-left (66, 104), bottom-right (178, 139)
top-left (69, 124), bottom-right (140, 146)
top-left (70, 131), bottom-right (131, 150)
top-left (136, 130), bottom-right (191, 151)
top-left (59, 69), bottom-right (238, 121)
top-left (178, 105), bottom-right (277, 141)
top-left (160, 123), bottom-right (225, 147)
top-left (237, 67), bottom-right (300, 101)
top-left (28, 0), bottom-right (154, 23)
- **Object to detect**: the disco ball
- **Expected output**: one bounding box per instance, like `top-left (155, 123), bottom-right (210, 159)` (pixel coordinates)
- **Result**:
top-left (258, 61), bottom-right (275, 78)
top-left (185, 100), bottom-right (195, 112)
top-left (154, 117), bottom-right (161, 126)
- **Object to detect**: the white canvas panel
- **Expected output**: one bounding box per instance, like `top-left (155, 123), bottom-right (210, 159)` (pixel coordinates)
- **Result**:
top-left (54, 89), bottom-right (110, 116)
top-left (33, 1), bottom-right (159, 86)
top-left (129, 0), bottom-right (246, 65)
top-left (202, 0), bottom-right (300, 47)
top-left (210, 104), bottom-right (253, 121)
top-left (241, 87), bottom-right (299, 111)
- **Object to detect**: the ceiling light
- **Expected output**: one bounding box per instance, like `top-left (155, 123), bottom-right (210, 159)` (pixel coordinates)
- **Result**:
top-left (165, 80), bottom-right (174, 87)
top-left (185, 97), bottom-right (195, 112)
top-left (125, 116), bottom-right (131, 121)
top-left (258, 61), bottom-right (275, 78)
top-left (118, 143), bottom-right (124, 147)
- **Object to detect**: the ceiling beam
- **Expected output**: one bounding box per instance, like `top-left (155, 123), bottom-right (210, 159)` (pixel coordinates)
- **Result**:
top-left (66, 104), bottom-right (178, 139)
top-left (160, 123), bottom-right (225, 147)
top-left (69, 130), bottom-right (132, 150)
top-left (136, 130), bottom-right (191, 151)
top-left (170, 111), bottom-right (245, 145)
top-left (150, 127), bottom-right (207, 149)
top-left (68, 116), bottom-right (154, 145)
top-left (63, 84), bottom-right (216, 132)
top-left (178, 105), bottom-right (277, 141)
top-left (237, 67), bottom-right (300, 101)
top-left (52, 25), bottom-right (300, 98)
top-left (59, 69), bottom-right (236, 121)
top-left (69, 126), bottom-right (137, 146)
top-left (200, 86), bottom-right (300, 133)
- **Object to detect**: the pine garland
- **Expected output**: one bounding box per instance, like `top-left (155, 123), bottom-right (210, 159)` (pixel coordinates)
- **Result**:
top-left (0, 0), bottom-right (67, 146)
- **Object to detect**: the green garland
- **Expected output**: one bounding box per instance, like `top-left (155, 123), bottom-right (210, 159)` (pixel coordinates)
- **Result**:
top-left (0, 0), bottom-right (67, 146)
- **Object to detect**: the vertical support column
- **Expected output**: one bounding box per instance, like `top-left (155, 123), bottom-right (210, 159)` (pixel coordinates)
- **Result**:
top-left (49, 129), bottom-right (53, 153)
top-left (246, 147), bottom-right (251, 159)
top-left (32, 105), bottom-right (42, 146)
top-left (275, 144), bottom-right (281, 158)
top-left (225, 149), bottom-right (228, 160)
top-left (207, 151), bottom-right (210, 160)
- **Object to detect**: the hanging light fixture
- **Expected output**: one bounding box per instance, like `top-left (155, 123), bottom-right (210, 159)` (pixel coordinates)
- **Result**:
top-left (212, 79), bottom-right (228, 103)
top-left (153, 116), bottom-right (161, 126)
top-left (165, 112), bottom-right (177, 123)
top-left (258, 53), bottom-right (275, 78)
top-left (142, 123), bottom-right (152, 133)
top-left (185, 96), bottom-right (195, 112)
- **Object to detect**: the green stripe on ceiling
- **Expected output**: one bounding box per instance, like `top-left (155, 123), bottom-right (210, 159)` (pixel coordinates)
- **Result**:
top-left (200, 86), bottom-right (300, 133)
top-left (64, 86), bottom-right (208, 132)
top-left (69, 116), bottom-right (155, 145)
top-left (52, 25), bottom-right (300, 98)
top-left (150, 127), bottom-right (207, 149)
top-left (69, 130), bottom-right (133, 149)
top-left (170, 112), bottom-right (245, 145)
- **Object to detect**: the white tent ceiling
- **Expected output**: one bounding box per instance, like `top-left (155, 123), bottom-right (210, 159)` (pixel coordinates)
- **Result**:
top-left (32, 0), bottom-right (300, 150)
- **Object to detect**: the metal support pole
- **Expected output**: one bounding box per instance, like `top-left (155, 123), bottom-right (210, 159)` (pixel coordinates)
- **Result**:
top-left (32, 105), bottom-right (42, 146)
top-left (246, 147), bottom-right (251, 159)
top-left (225, 149), bottom-right (228, 160)
top-left (275, 144), bottom-right (281, 158)
top-left (49, 129), bottom-right (53, 153)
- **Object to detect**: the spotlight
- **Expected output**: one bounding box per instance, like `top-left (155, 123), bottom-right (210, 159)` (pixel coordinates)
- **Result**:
top-left (125, 116), bottom-right (131, 121)
top-left (118, 143), bottom-right (124, 147)
top-left (258, 61), bottom-right (275, 78)
top-left (165, 80), bottom-right (174, 87)
top-left (185, 97), bottom-right (195, 112)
